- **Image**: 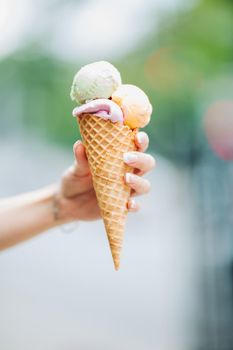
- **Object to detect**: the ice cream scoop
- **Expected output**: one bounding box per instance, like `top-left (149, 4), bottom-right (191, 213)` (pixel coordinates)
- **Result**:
top-left (72, 99), bottom-right (124, 123)
top-left (112, 84), bottom-right (152, 129)
top-left (70, 61), bottom-right (122, 105)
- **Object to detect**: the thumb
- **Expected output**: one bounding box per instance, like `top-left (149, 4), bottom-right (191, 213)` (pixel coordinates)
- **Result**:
top-left (72, 140), bottom-right (90, 177)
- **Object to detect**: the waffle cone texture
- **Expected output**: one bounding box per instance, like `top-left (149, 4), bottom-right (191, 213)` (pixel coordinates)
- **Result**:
top-left (77, 115), bottom-right (136, 270)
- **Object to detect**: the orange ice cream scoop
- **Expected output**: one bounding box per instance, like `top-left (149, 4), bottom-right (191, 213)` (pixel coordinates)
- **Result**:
top-left (112, 84), bottom-right (152, 129)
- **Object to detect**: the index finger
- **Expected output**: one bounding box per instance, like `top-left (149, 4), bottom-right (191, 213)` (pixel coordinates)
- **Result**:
top-left (135, 132), bottom-right (149, 152)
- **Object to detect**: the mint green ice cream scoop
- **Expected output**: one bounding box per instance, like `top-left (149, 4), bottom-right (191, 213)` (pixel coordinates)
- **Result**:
top-left (70, 61), bottom-right (122, 105)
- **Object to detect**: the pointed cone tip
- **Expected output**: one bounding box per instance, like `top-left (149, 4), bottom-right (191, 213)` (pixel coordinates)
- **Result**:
top-left (108, 237), bottom-right (122, 271)
top-left (111, 252), bottom-right (121, 271)
top-left (114, 260), bottom-right (120, 271)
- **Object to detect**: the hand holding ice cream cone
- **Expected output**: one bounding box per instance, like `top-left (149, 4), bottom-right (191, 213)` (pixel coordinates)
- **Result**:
top-left (70, 61), bottom-right (154, 270)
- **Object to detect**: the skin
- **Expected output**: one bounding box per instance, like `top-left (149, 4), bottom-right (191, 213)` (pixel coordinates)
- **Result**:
top-left (0, 132), bottom-right (155, 250)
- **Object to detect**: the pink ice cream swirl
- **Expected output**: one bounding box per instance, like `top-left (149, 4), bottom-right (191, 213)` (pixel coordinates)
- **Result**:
top-left (72, 99), bottom-right (123, 123)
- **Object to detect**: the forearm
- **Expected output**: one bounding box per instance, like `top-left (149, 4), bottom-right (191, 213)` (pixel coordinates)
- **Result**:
top-left (0, 185), bottom-right (64, 250)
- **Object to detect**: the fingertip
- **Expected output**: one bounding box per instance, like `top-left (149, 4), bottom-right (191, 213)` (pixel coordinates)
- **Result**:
top-left (127, 198), bottom-right (140, 212)
top-left (73, 140), bottom-right (82, 154)
top-left (73, 140), bottom-right (87, 164)
top-left (135, 132), bottom-right (149, 152)
top-left (149, 154), bottom-right (156, 169)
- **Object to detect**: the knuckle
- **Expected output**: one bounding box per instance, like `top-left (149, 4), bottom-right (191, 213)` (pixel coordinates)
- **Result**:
top-left (63, 166), bottom-right (73, 178)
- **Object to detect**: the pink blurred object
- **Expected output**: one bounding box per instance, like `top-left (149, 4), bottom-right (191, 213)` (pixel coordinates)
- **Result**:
top-left (204, 100), bottom-right (233, 160)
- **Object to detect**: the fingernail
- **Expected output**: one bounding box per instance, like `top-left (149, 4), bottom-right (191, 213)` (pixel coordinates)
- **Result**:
top-left (129, 199), bottom-right (136, 209)
top-left (75, 140), bottom-right (82, 148)
top-left (125, 173), bottom-right (134, 183)
top-left (73, 140), bottom-right (82, 152)
top-left (123, 153), bottom-right (138, 164)
top-left (137, 133), bottom-right (145, 144)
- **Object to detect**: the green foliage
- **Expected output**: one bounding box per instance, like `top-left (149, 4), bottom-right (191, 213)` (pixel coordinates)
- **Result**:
top-left (0, 0), bottom-right (232, 162)
top-left (117, 0), bottom-right (233, 162)
top-left (0, 51), bottom-right (80, 147)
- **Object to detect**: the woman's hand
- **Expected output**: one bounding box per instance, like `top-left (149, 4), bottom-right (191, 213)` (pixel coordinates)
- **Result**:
top-left (57, 132), bottom-right (155, 223)
top-left (0, 132), bottom-right (155, 250)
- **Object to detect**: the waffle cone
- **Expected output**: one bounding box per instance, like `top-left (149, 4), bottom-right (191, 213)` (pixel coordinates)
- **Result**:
top-left (77, 115), bottom-right (136, 270)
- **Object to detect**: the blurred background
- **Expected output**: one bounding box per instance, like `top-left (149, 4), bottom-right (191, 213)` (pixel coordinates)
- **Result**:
top-left (0, 0), bottom-right (233, 349)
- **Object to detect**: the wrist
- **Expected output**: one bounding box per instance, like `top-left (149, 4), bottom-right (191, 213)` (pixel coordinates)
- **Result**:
top-left (52, 191), bottom-right (77, 225)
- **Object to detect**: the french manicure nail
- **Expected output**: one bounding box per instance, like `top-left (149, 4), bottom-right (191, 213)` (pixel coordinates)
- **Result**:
top-left (123, 153), bottom-right (138, 164)
top-left (73, 140), bottom-right (81, 153)
top-left (75, 140), bottom-right (82, 147)
top-left (129, 199), bottom-right (136, 209)
top-left (137, 133), bottom-right (145, 144)
top-left (125, 173), bottom-right (134, 183)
